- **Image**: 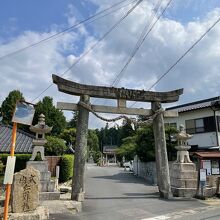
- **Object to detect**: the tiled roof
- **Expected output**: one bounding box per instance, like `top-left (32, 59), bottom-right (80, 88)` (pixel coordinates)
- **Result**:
top-left (0, 124), bottom-right (34, 153)
top-left (166, 96), bottom-right (220, 113)
top-left (103, 145), bottom-right (118, 153)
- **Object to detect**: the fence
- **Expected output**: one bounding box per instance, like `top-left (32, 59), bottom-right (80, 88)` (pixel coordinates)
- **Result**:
top-left (45, 156), bottom-right (61, 177)
top-left (133, 156), bottom-right (173, 185)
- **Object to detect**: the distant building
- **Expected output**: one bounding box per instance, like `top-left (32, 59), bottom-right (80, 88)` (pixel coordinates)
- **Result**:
top-left (165, 96), bottom-right (220, 150)
top-left (0, 124), bottom-right (34, 153)
top-left (103, 145), bottom-right (118, 164)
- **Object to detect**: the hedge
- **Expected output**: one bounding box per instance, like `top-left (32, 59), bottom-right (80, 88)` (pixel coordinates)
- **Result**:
top-left (0, 154), bottom-right (31, 172)
top-left (0, 154), bottom-right (74, 183)
top-left (59, 154), bottom-right (74, 183)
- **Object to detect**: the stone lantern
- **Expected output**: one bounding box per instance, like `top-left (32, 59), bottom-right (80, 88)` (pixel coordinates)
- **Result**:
top-left (27, 114), bottom-right (60, 200)
top-left (175, 124), bottom-right (193, 163)
top-left (170, 125), bottom-right (198, 197)
top-left (29, 114), bottom-right (52, 161)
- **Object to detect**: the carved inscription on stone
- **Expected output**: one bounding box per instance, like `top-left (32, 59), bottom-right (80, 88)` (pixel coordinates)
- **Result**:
top-left (11, 166), bottom-right (40, 213)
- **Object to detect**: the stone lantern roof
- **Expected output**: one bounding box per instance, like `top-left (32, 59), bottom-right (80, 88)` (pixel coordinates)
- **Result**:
top-left (30, 114), bottom-right (52, 134)
top-left (30, 114), bottom-right (52, 146)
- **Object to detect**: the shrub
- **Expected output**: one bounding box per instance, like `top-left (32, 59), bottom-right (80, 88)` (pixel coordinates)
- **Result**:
top-left (0, 160), bottom-right (5, 175)
top-left (0, 154), bottom-right (31, 172)
top-left (45, 136), bottom-right (67, 156)
top-left (59, 154), bottom-right (74, 182)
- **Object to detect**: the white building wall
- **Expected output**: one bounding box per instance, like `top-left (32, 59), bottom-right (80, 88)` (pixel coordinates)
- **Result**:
top-left (165, 108), bottom-right (220, 149)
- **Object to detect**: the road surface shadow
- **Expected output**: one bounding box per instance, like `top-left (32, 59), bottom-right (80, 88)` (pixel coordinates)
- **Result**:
top-left (92, 171), bottom-right (155, 185)
top-left (85, 193), bottom-right (159, 200)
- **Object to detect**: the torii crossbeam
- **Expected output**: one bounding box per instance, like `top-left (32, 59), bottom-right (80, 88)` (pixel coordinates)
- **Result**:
top-left (53, 74), bottom-right (183, 200)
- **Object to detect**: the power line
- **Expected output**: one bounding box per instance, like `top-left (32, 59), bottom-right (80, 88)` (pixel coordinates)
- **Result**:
top-left (112, 0), bottom-right (173, 87)
top-left (93, 0), bottom-right (163, 107)
top-left (92, 0), bottom-right (167, 107)
top-left (59, 0), bottom-right (143, 77)
top-left (130, 14), bottom-right (220, 108)
top-left (148, 16), bottom-right (220, 91)
top-left (0, 0), bottom-right (137, 61)
top-left (31, 0), bottom-right (144, 103)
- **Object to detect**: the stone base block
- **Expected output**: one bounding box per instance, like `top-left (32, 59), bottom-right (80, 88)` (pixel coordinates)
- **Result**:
top-left (39, 192), bottom-right (60, 201)
top-left (27, 161), bottom-right (48, 173)
top-left (77, 193), bottom-right (85, 202)
top-left (171, 178), bottom-right (197, 188)
top-left (172, 163), bottom-right (196, 171)
top-left (40, 172), bottom-right (51, 181)
top-left (9, 206), bottom-right (49, 220)
top-left (197, 187), bottom-right (216, 197)
top-left (170, 170), bottom-right (197, 179)
top-left (71, 192), bottom-right (85, 202)
top-left (40, 181), bottom-right (56, 192)
top-left (171, 187), bottom-right (197, 198)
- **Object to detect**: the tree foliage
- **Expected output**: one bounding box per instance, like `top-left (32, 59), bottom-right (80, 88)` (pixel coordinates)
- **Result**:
top-left (59, 155), bottom-right (74, 182)
top-left (116, 136), bottom-right (137, 161)
top-left (45, 136), bottom-right (67, 156)
top-left (87, 129), bottom-right (100, 162)
top-left (67, 111), bottom-right (78, 128)
top-left (33, 96), bottom-right (66, 135)
top-left (87, 129), bottom-right (99, 152)
top-left (117, 121), bottom-right (135, 146)
top-left (59, 128), bottom-right (76, 147)
top-left (135, 126), bottom-right (155, 162)
top-left (165, 126), bottom-right (178, 161)
top-left (115, 123), bottom-right (177, 162)
top-left (1, 90), bottom-right (24, 124)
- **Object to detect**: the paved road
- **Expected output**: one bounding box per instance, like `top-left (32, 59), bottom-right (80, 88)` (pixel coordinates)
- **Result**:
top-left (50, 165), bottom-right (220, 220)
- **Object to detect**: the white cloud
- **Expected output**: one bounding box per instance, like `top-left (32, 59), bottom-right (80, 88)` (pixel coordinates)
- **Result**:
top-left (1, 1), bottom-right (220, 129)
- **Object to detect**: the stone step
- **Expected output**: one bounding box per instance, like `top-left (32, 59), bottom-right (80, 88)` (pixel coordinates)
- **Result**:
top-left (171, 187), bottom-right (197, 197)
top-left (39, 192), bottom-right (60, 201)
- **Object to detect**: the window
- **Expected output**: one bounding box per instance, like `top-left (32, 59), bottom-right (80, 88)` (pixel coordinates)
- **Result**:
top-left (217, 116), bottom-right (220, 131)
top-left (204, 116), bottom-right (216, 132)
top-left (185, 120), bottom-right (195, 134)
top-left (186, 116), bottom-right (215, 134)
top-left (195, 119), bottom-right (204, 133)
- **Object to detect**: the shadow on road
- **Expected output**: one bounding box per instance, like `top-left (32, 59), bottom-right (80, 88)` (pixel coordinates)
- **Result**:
top-left (92, 171), bottom-right (153, 185)
top-left (85, 192), bottom-right (159, 200)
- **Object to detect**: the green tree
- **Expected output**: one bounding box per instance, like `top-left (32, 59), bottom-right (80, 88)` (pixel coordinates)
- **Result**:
top-left (118, 120), bottom-right (135, 146)
top-left (59, 128), bottom-right (76, 147)
top-left (87, 129), bottom-right (99, 152)
top-left (135, 125), bottom-right (155, 162)
top-left (165, 126), bottom-right (178, 161)
top-left (1, 90), bottom-right (24, 124)
top-left (116, 136), bottom-right (137, 161)
top-left (44, 136), bottom-right (67, 156)
top-left (132, 124), bottom-right (177, 162)
top-left (67, 111), bottom-right (78, 128)
top-left (87, 129), bottom-right (100, 162)
top-left (33, 96), bottom-right (66, 135)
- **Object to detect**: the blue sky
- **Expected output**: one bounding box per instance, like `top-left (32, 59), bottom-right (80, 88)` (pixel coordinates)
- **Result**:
top-left (0, 0), bottom-right (97, 39)
top-left (1, 0), bottom-right (219, 39)
top-left (0, 0), bottom-right (220, 128)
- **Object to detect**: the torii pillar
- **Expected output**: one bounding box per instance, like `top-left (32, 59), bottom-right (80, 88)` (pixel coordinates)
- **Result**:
top-left (71, 95), bottom-right (90, 201)
top-left (152, 102), bottom-right (172, 199)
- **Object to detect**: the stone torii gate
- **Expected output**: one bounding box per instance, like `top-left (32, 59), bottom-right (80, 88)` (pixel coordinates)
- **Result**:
top-left (52, 74), bottom-right (183, 200)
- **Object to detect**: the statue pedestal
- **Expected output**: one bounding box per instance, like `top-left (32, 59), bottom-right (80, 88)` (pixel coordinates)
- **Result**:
top-left (170, 162), bottom-right (197, 197)
top-left (27, 161), bottom-right (60, 200)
